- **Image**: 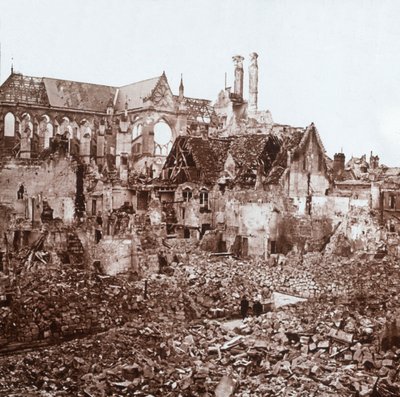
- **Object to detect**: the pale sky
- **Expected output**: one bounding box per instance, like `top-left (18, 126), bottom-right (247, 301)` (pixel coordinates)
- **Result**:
top-left (1, 0), bottom-right (399, 166)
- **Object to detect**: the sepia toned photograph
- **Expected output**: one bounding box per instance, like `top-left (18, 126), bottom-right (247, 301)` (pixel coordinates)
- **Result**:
top-left (0, 0), bottom-right (399, 395)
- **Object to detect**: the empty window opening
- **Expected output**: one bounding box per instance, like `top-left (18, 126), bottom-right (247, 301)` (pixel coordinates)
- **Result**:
top-left (4, 113), bottom-right (15, 137)
top-left (121, 155), bottom-right (128, 166)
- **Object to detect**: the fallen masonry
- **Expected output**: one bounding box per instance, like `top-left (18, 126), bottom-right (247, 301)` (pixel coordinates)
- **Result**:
top-left (0, 241), bottom-right (399, 396)
top-left (0, 53), bottom-right (400, 396)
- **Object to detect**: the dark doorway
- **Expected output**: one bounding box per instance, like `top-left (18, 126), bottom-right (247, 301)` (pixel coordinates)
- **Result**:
top-left (137, 191), bottom-right (150, 211)
top-left (184, 227), bottom-right (190, 239)
top-left (270, 240), bottom-right (277, 254)
top-left (92, 199), bottom-right (97, 216)
top-left (242, 237), bottom-right (249, 257)
top-left (200, 223), bottom-right (211, 239)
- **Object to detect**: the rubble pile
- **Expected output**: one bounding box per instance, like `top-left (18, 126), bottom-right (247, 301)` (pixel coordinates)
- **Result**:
top-left (169, 250), bottom-right (400, 318)
top-left (0, 244), bottom-right (399, 395)
top-left (0, 261), bottom-right (144, 346)
top-left (0, 288), bottom-right (399, 396)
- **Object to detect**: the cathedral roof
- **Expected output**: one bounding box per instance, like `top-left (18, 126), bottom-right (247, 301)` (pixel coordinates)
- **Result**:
top-left (43, 77), bottom-right (117, 112)
top-left (115, 76), bottom-right (162, 111)
top-left (0, 72), bottom-right (166, 113)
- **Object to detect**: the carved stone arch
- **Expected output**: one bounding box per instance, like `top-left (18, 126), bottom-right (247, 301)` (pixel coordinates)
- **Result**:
top-left (154, 144), bottom-right (162, 155)
top-left (39, 114), bottom-right (54, 149)
top-left (79, 118), bottom-right (92, 138)
top-left (59, 116), bottom-right (73, 138)
top-left (20, 112), bottom-right (34, 138)
top-left (16, 110), bottom-right (32, 120)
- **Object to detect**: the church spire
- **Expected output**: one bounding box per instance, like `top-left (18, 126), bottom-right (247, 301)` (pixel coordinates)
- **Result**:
top-left (179, 73), bottom-right (184, 101)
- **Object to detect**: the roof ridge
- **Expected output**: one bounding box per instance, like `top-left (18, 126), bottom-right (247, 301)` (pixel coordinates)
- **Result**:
top-left (118, 75), bottom-right (162, 89)
top-left (42, 76), bottom-right (117, 89)
top-left (14, 73), bottom-right (162, 90)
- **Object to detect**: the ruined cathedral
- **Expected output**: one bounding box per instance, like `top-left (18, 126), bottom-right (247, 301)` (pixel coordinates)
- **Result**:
top-left (1, 53), bottom-right (400, 396)
top-left (0, 53), bottom-right (399, 273)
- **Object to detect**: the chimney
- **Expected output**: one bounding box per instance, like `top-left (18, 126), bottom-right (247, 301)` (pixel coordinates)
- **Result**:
top-left (248, 52), bottom-right (258, 112)
top-left (333, 153), bottom-right (345, 175)
top-left (370, 151), bottom-right (379, 170)
top-left (232, 55), bottom-right (244, 99)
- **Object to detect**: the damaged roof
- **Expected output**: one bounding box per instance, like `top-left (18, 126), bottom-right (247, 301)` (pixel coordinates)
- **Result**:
top-left (265, 130), bottom-right (304, 184)
top-left (175, 96), bottom-right (216, 124)
top-left (0, 73), bottom-right (49, 106)
top-left (186, 137), bottom-right (230, 182)
top-left (228, 133), bottom-right (282, 183)
top-left (43, 78), bottom-right (117, 112)
top-left (0, 72), bottom-right (168, 113)
top-left (229, 134), bottom-right (269, 169)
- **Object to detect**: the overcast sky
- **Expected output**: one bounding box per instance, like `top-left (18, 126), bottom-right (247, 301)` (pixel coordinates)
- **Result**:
top-left (1, 0), bottom-right (399, 166)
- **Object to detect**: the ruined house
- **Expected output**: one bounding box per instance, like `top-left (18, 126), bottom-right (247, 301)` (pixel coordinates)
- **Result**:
top-left (161, 122), bottom-right (335, 257)
top-left (1, 52), bottom-right (398, 274)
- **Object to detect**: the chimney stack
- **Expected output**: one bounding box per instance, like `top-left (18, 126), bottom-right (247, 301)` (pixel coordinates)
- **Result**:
top-left (248, 52), bottom-right (258, 112)
top-left (333, 153), bottom-right (345, 176)
top-left (232, 55), bottom-right (244, 99)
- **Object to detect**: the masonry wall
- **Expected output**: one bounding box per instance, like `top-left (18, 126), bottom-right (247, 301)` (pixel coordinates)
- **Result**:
top-left (95, 237), bottom-right (133, 275)
top-left (212, 188), bottom-right (286, 257)
top-left (0, 158), bottom-right (76, 223)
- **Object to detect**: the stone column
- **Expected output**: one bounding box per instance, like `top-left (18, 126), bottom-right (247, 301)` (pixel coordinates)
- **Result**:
top-left (80, 136), bottom-right (91, 164)
top-left (20, 127), bottom-right (31, 159)
top-left (248, 52), bottom-right (258, 112)
top-left (232, 55), bottom-right (244, 99)
top-left (97, 124), bottom-right (106, 166)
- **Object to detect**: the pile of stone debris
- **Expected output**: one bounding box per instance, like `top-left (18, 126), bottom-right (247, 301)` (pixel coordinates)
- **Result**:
top-left (0, 244), bottom-right (399, 396)
top-left (0, 292), bottom-right (399, 396)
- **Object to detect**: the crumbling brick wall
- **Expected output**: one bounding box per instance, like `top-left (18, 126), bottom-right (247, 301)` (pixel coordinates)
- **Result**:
top-left (279, 215), bottom-right (333, 253)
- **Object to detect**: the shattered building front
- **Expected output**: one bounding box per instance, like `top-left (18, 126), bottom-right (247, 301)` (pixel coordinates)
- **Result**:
top-left (1, 52), bottom-right (400, 396)
top-left (1, 52), bottom-right (399, 269)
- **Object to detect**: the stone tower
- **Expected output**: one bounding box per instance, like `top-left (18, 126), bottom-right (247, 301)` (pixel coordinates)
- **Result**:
top-left (248, 52), bottom-right (258, 112)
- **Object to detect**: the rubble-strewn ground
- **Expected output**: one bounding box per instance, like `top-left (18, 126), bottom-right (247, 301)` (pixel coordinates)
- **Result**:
top-left (1, 242), bottom-right (400, 396)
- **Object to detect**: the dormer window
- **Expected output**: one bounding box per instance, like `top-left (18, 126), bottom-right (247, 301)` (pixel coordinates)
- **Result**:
top-left (199, 189), bottom-right (209, 209)
top-left (182, 188), bottom-right (192, 202)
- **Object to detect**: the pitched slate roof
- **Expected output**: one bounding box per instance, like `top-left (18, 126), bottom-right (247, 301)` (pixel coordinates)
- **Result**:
top-left (115, 76), bottom-right (161, 111)
top-left (43, 78), bottom-right (117, 112)
top-left (0, 72), bottom-right (165, 113)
